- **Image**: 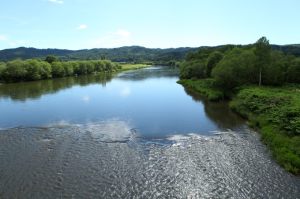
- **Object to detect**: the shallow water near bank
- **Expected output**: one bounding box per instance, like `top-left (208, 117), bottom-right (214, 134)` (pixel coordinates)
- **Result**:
top-left (0, 67), bottom-right (299, 198)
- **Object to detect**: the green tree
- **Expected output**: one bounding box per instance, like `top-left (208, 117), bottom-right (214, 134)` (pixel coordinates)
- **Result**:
top-left (254, 36), bottom-right (271, 86)
top-left (212, 48), bottom-right (256, 89)
top-left (262, 51), bottom-right (285, 85)
top-left (62, 62), bottom-right (74, 76)
top-left (45, 55), bottom-right (58, 64)
top-left (206, 51), bottom-right (223, 77)
top-left (0, 62), bottom-right (6, 80)
top-left (39, 61), bottom-right (52, 79)
top-left (24, 59), bottom-right (42, 80)
top-left (4, 60), bottom-right (27, 81)
top-left (286, 58), bottom-right (300, 83)
top-left (51, 62), bottom-right (65, 77)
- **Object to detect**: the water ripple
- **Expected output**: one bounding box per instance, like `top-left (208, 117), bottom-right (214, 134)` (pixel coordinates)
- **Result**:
top-left (0, 123), bottom-right (299, 198)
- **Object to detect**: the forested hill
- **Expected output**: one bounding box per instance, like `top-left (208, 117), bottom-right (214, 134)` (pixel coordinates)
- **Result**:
top-left (0, 46), bottom-right (195, 64)
top-left (0, 45), bottom-right (299, 63)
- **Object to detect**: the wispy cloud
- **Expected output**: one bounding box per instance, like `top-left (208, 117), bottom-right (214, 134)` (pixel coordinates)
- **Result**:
top-left (87, 29), bottom-right (133, 48)
top-left (48, 0), bottom-right (64, 4)
top-left (77, 24), bottom-right (88, 30)
top-left (0, 34), bottom-right (26, 47)
top-left (115, 29), bottom-right (131, 38)
top-left (0, 35), bottom-right (7, 41)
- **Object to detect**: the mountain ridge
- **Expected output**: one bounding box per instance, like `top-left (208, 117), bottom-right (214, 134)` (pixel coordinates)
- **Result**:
top-left (0, 44), bottom-right (299, 63)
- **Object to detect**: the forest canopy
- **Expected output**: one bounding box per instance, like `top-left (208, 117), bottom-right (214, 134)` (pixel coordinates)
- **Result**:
top-left (179, 37), bottom-right (300, 89)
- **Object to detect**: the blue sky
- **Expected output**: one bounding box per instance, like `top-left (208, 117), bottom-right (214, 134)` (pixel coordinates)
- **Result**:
top-left (0, 0), bottom-right (299, 50)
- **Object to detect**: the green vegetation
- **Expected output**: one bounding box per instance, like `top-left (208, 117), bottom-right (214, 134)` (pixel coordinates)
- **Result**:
top-left (179, 36), bottom-right (300, 174)
top-left (120, 63), bottom-right (151, 71)
top-left (0, 58), bottom-right (121, 83)
top-left (0, 55), bottom-right (153, 83)
top-left (0, 46), bottom-right (193, 65)
top-left (180, 37), bottom-right (300, 88)
top-left (230, 86), bottom-right (300, 174)
top-left (177, 79), bottom-right (224, 101)
top-left (1, 45), bottom-right (300, 64)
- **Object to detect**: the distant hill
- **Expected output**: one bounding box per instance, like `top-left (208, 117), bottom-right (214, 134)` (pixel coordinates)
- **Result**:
top-left (0, 46), bottom-right (196, 65)
top-left (0, 44), bottom-right (299, 63)
top-left (0, 47), bottom-right (74, 61)
top-left (271, 44), bottom-right (300, 57)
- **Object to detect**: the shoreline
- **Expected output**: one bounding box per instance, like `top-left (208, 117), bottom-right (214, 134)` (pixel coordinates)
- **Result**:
top-left (179, 79), bottom-right (300, 175)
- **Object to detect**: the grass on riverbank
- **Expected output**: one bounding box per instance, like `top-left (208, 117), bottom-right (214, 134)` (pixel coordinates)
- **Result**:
top-left (120, 63), bottom-right (151, 71)
top-left (177, 79), bottom-right (224, 101)
top-left (230, 86), bottom-right (300, 174)
top-left (179, 79), bottom-right (300, 174)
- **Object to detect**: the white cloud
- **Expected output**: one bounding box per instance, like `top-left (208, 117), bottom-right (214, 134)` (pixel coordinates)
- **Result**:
top-left (115, 29), bottom-right (131, 38)
top-left (48, 0), bottom-right (64, 4)
top-left (77, 24), bottom-right (88, 30)
top-left (87, 29), bottom-right (133, 48)
top-left (0, 35), bottom-right (7, 41)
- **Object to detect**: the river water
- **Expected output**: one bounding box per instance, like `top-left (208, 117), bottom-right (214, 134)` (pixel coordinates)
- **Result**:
top-left (0, 67), bottom-right (299, 198)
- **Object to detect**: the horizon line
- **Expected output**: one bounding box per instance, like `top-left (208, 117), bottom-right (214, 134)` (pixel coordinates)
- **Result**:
top-left (1, 43), bottom-right (300, 51)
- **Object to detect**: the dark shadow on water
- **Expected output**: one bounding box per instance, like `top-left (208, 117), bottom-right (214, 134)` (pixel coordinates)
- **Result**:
top-left (183, 87), bottom-right (245, 130)
top-left (0, 73), bottom-right (113, 101)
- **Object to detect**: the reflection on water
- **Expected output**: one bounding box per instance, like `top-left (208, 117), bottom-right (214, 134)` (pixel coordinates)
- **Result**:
top-left (0, 66), bottom-right (244, 134)
top-left (183, 87), bottom-right (245, 130)
top-left (0, 73), bottom-right (113, 101)
top-left (116, 66), bottom-right (179, 81)
top-left (0, 123), bottom-right (299, 198)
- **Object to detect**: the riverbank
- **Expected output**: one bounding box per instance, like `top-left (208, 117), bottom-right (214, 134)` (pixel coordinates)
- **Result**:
top-left (119, 63), bottom-right (152, 71)
top-left (179, 79), bottom-right (300, 175)
top-left (0, 59), bottom-right (151, 83)
top-left (177, 79), bottom-right (224, 101)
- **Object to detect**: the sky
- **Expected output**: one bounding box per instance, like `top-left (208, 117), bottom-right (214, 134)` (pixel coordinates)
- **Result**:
top-left (0, 0), bottom-right (299, 50)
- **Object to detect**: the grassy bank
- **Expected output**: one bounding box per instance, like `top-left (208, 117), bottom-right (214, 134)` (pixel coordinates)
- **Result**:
top-left (230, 86), bottom-right (300, 174)
top-left (177, 79), bottom-right (224, 101)
top-left (180, 79), bottom-right (300, 174)
top-left (120, 63), bottom-right (151, 71)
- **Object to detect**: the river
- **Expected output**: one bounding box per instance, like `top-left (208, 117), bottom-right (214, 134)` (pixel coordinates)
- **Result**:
top-left (0, 66), bottom-right (299, 198)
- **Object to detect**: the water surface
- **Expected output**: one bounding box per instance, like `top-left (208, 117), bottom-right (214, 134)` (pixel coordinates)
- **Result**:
top-left (0, 67), bottom-right (243, 136)
top-left (0, 67), bottom-right (299, 198)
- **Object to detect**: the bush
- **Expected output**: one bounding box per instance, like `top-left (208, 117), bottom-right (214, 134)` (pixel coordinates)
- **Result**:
top-left (3, 60), bottom-right (27, 81)
top-left (51, 62), bottom-right (65, 77)
top-left (0, 62), bottom-right (6, 80)
top-left (179, 60), bottom-right (207, 79)
top-left (212, 48), bottom-right (257, 89)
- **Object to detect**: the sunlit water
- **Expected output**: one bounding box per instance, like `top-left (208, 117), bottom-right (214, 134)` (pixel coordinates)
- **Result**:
top-left (0, 67), bottom-right (299, 198)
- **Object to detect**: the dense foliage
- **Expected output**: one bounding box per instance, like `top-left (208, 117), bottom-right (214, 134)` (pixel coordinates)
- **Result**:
top-left (180, 37), bottom-right (300, 88)
top-left (0, 59), bottom-right (120, 82)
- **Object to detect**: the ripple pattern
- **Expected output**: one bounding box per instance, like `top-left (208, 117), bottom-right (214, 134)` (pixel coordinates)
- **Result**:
top-left (0, 122), bottom-right (299, 198)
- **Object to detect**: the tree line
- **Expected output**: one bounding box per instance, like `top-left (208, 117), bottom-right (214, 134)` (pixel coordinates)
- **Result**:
top-left (0, 56), bottom-right (121, 82)
top-left (179, 37), bottom-right (300, 90)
